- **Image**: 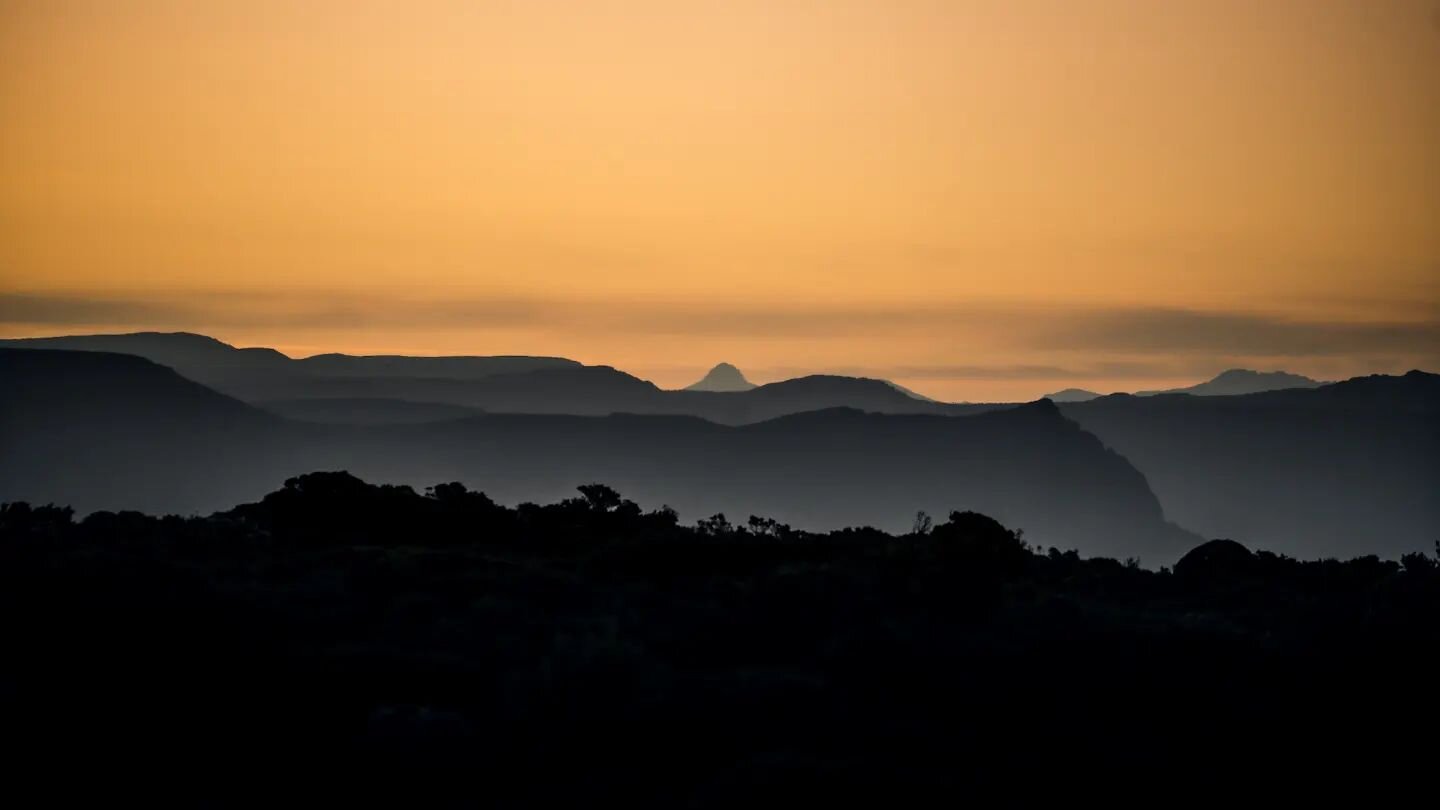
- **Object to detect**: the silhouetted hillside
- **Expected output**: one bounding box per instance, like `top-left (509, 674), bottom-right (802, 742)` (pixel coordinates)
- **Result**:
top-left (0, 332), bottom-right (580, 401)
top-left (668, 375), bottom-right (957, 424)
top-left (1136, 368), bottom-right (1324, 396)
top-left (7, 338), bottom-right (1433, 560)
top-left (0, 332), bottom-right (960, 422)
top-left (882, 380), bottom-right (939, 402)
top-left (0, 346), bottom-right (273, 428)
top-left (259, 397), bottom-right (485, 425)
top-left (1061, 371), bottom-right (1440, 558)
top-left (0, 348), bottom-right (1192, 560)
top-left (0, 348), bottom-right (300, 517)
top-left (1264, 368), bottom-right (1439, 410)
top-left (1042, 387), bottom-right (1102, 402)
top-left (1039, 369), bottom-right (1324, 403)
top-left (0, 331), bottom-right (291, 381)
top-left (748, 374), bottom-right (921, 410)
top-left (450, 365), bottom-right (666, 413)
top-left (2, 475), bottom-right (1434, 803)
top-left (296, 352), bottom-right (580, 379)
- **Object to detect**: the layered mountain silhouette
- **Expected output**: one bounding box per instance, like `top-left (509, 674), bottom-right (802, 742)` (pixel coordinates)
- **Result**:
top-left (0, 332), bottom-right (1320, 421)
top-left (3, 332), bottom-right (1434, 560)
top-left (0, 333), bottom-right (968, 424)
top-left (0, 348), bottom-right (293, 516)
top-left (0, 332), bottom-right (579, 402)
top-left (684, 362), bottom-right (755, 391)
top-left (0, 347), bottom-right (1195, 560)
top-left (1059, 371), bottom-right (1439, 558)
top-left (259, 397), bottom-right (485, 425)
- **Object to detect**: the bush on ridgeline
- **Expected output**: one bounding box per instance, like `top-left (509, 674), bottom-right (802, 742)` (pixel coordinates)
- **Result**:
top-left (697, 513), bottom-right (733, 537)
top-left (746, 515), bottom-right (791, 539)
top-left (931, 510), bottom-right (1032, 575)
top-left (576, 483), bottom-right (624, 513)
top-left (0, 501), bottom-right (74, 541)
top-left (1173, 538), bottom-right (1257, 583)
top-left (229, 471), bottom-right (429, 546)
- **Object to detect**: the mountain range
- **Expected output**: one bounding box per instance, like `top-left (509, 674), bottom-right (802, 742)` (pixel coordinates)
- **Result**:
top-left (0, 333), bottom-right (965, 425)
top-left (2, 331), bottom-right (1434, 560)
top-left (0, 332), bottom-right (1322, 414)
top-left (0, 347), bottom-right (1195, 561)
top-left (0, 332), bottom-right (579, 402)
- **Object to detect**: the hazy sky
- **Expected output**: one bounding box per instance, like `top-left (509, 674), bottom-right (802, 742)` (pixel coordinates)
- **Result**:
top-left (2, 0), bottom-right (1437, 399)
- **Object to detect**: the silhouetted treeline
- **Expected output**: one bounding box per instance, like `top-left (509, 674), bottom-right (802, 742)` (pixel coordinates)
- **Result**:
top-left (2, 472), bottom-right (1437, 804)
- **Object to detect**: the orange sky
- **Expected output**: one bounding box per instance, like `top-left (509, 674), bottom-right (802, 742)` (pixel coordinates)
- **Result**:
top-left (2, 0), bottom-right (1437, 400)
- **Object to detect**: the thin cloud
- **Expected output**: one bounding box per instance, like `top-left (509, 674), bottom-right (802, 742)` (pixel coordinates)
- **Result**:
top-left (3, 292), bottom-right (1436, 367)
top-left (0, 291), bottom-right (546, 331)
top-left (0, 293), bottom-right (179, 325)
top-left (1039, 307), bottom-right (1440, 358)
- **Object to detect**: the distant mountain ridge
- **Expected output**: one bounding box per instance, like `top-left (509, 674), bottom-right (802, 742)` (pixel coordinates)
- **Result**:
top-left (0, 346), bottom-right (274, 429)
top-left (1045, 370), bottom-right (1324, 402)
top-left (0, 332), bottom-right (580, 398)
top-left (0, 332), bottom-right (971, 424)
top-left (2, 341), bottom-right (1435, 560)
top-left (1043, 388), bottom-right (1103, 403)
top-left (296, 352), bottom-right (581, 379)
top-left (259, 398), bottom-right (484, 425)
top-left (1137, 369), bottom-right (1324, 397)
top-left (0, 332), bottom-right (289, 372)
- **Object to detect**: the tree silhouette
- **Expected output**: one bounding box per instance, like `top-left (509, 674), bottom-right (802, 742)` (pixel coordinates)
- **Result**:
top-left (578, 483), bottom-right (624, 513)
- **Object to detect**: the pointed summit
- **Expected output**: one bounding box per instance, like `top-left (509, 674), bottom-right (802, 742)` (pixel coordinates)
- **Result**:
top-left (685, 362), bottom-right (755, 392)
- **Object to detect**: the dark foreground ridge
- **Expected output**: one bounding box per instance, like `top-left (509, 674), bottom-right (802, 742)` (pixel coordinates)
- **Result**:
top-left (2, 472), bottom-right (1435, 803)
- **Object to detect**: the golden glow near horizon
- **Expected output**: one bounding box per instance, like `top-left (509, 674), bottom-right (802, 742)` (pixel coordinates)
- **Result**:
top-left (2, 1), bottom-right (1437, 399)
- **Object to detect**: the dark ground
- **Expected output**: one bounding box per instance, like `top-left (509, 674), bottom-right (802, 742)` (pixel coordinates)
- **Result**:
top-left (2, 472), bottom-right (1435, 806)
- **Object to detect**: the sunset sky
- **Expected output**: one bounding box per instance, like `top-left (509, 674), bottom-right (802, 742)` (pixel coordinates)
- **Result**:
top-left (2, 0), bottom-right (1437, 400)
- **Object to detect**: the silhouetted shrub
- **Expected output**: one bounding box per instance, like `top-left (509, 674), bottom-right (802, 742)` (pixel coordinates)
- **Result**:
top-left (931, 510), bottom-right (1032, 574)
top-left (1174, 538), bottom-right (1257, 582)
